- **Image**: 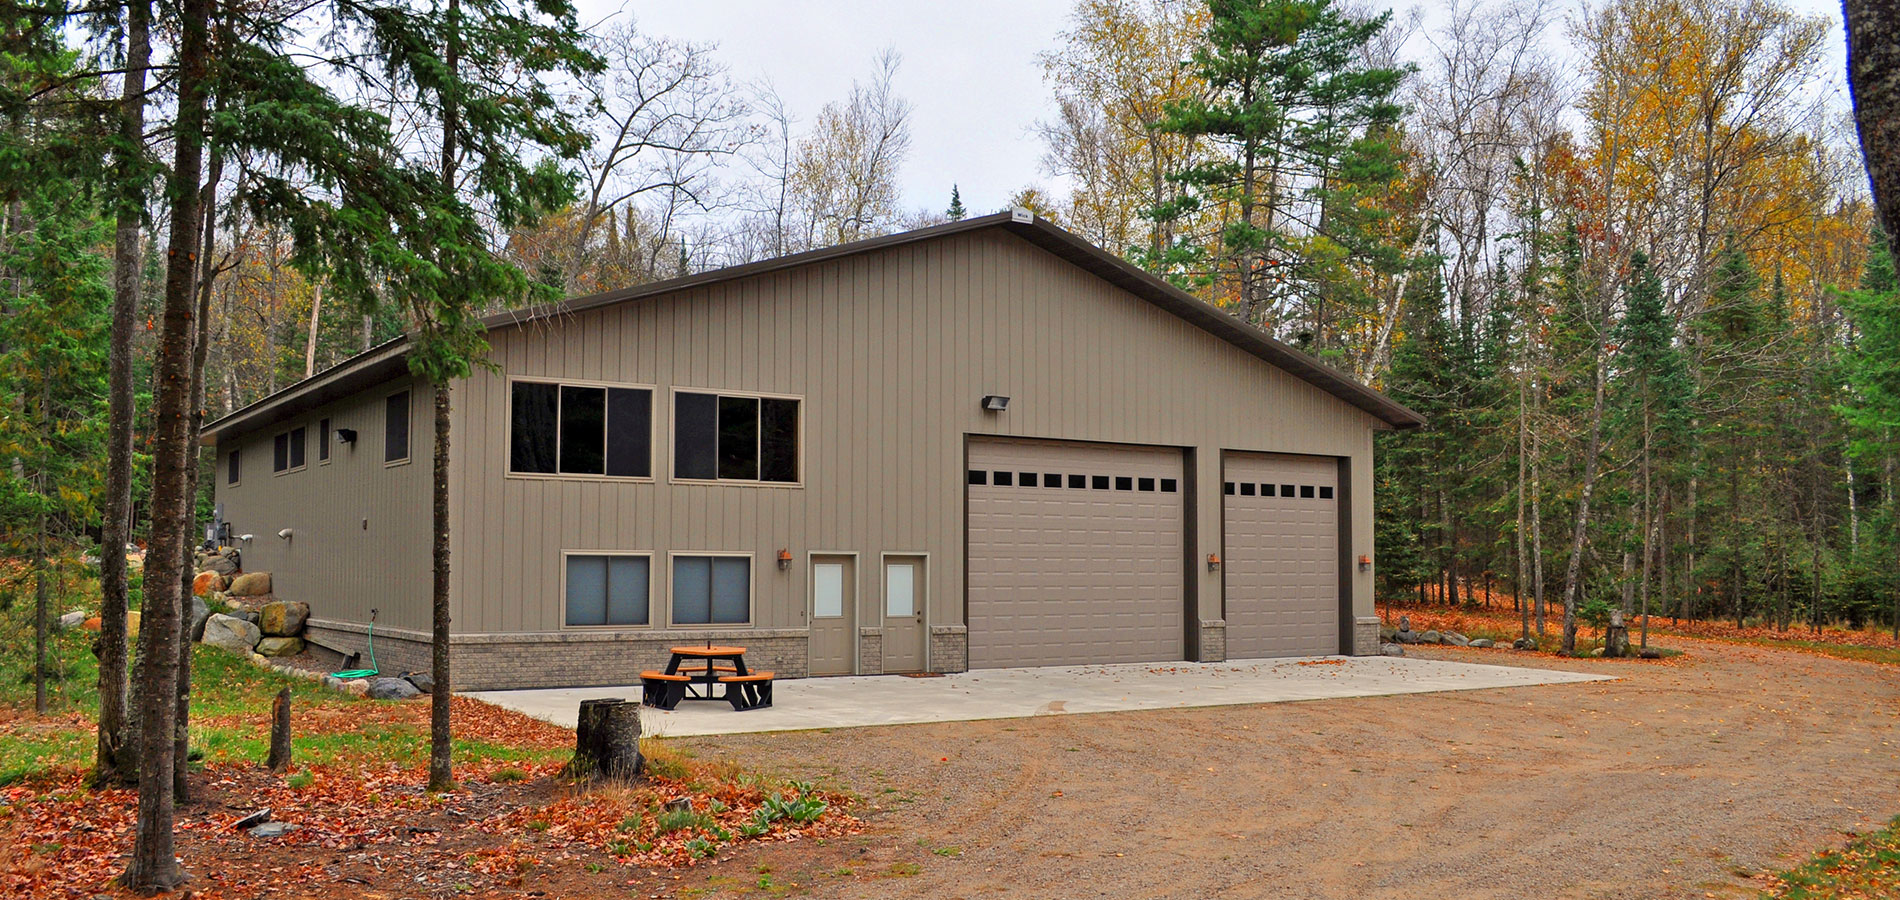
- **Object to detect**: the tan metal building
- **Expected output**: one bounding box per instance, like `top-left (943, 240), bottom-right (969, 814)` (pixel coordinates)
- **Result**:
top-left (204, 212), bottom-right (1422, 690)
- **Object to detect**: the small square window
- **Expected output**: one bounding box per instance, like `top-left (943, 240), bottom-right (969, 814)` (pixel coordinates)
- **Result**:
top-left (1301, 485), bottom-right (1316, 498)
top-left (993, 470), bottom-right (1013, 486)
top-left (1160, 478), bottom-right (1177, 493)
top-left (968, 469), bottom-right (987, 485)
top-left (1044, 473), bottom-right (1062, 487)
top-left (1319, 485), bottom-right (1334, 499)
top-left (1261, 483), bottom-right (1276, 497)
top-left (1092, 475), bottom-right (1109, 490)
top-left (1240, 482), bottom-right (1256, 496)
top-left (1115, 476), bottom-right (1133, 491)
top-left (1138, 477), bottom-right (1155, 491)
top-left (1281, 484), bottom-right (1295, 497)
top-left (1224, 482), bottom-right (1235, 495)
top-left (1020, 471), bottom-right (1037, 487)
top-left (1067, 474), bottom-right (1086, 489)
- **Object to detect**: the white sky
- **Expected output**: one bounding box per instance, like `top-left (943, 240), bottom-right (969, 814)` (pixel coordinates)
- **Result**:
top-left (588, 0), bottom-right (1854, 218)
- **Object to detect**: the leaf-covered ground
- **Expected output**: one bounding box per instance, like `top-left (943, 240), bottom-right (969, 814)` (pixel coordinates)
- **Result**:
top-left (1759, 814), bottom-right (1900, 899)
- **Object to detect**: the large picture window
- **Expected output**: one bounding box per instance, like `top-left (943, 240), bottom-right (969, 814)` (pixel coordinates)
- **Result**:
top-left (510, 380), bottom-right (652, 477)
top-left (673, 390), bottom-right (799, 483)
top-left (671, 555), bottom-right (751, 625)
top-left (564, 554), bottom-right (650, 627)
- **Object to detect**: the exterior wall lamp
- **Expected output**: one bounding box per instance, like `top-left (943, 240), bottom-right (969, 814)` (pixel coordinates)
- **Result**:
top-left (981, 395), bottom-right (1010, 412)
top-left (1358, 554), bottom-right (1371, 572)
top-left (1207, 553), bottom-right (1221, 572)
top-left (777, 548), bottom-right (792, 571)
top-left (335, 427), bottom-right (358, 445)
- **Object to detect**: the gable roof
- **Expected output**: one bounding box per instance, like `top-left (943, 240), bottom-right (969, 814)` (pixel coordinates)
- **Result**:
top-left (202, 211), bottom-right (1423, 444)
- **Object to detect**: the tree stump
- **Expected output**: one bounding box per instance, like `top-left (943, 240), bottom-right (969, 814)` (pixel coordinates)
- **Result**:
top-left (564, 698), bottom-right (643, 782)
top-left (1605, 610), bottom-right (1630, 659)
top-left (266, 687), bottom-right (291, 772)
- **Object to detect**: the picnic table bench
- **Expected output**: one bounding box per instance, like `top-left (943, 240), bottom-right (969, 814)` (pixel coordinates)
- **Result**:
top-left (640, 645), bottom-right (774, 711)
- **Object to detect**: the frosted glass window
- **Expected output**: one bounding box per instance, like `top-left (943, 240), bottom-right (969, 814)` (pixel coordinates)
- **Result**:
top-left (565, 557), bottom-right (606, 625)
top-left (885, 564), bottom-right (915, 618)
top-left (813, 564), bottom-right (844, 618)
top-left (673, 556), bottom-right (750, 625)
top-left (566, 555), bottom-right (648, 627)
top-left (711, 558), bottom-right (750, 623)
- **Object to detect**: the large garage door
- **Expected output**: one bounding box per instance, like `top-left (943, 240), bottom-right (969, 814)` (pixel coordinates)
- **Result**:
top-left (1222, 453), bottom-right (1341, 658)
top-left (966, 439), bottom-right (1185, 668)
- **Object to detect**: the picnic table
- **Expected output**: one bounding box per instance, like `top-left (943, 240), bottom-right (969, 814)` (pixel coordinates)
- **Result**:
top-left (640, 645), bottom-right (774, 711)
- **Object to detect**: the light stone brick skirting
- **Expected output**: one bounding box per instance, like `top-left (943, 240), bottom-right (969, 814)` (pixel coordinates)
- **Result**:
top-left (1196, 620), bottom-right (1227, 662)
top-left (1353, 616), bottom-right (1382, 656)
top-left (930, 624), bottom-right (969, 673)
top-left (857, 628), bottom-right (884, 675)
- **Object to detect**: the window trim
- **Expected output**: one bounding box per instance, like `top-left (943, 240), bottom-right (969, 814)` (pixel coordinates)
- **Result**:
top-left (667, 386), bottom-right (805, 488)
top-left (557, 549), bottom-right (655, 631)
top-left (384, 388), bottom-right (413, 467)
top-left (504, 376), bottom-right (658, 483)
top-left (666, 551), bottom-right (756, 628)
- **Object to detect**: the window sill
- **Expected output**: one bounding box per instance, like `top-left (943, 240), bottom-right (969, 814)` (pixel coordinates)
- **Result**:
top-left (667, 478), bottom-right (803, 489)
top-left (383, 458), bottom-right (412, 468)
top-left (507, 472), bottom-right (656, 484)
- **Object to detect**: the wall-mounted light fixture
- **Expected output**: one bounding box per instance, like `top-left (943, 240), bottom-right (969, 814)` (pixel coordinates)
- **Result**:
top-left (1358, 554), bottom-right (1372, 573)
top-left (778, 548), bottom-right (792, 571)
top-left (981, 395), bottom-right (1010, 412)
top-left (335, 427), bottom-right (358, 445)
top-left (1207, 553), bottom-right (1221, 572)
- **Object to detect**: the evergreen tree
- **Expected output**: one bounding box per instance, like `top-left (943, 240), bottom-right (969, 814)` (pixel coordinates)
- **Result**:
top-left (947, 184), bottom-right (966, 221)
top-left (1840, 230), bottom-right (1900, 636)
top-left (1610, 250), bottom-right (1690, 645)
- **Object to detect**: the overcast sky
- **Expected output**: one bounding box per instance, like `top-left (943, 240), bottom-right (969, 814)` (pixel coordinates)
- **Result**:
top-left (590, 0), bottom-right (1854, 218)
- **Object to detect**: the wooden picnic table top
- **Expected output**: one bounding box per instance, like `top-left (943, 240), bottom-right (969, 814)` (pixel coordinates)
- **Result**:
top-left (669, 645), bottom-right (747, 657)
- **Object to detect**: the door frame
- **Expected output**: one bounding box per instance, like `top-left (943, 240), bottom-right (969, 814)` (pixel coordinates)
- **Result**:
top-left (805, 550), bottom-right (860, 675)
top-left (878, 550), bottom-right (932, 673)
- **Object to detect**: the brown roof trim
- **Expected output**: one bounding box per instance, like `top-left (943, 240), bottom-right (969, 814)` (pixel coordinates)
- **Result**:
top-left (203, 211), bottom-right (1423, 442)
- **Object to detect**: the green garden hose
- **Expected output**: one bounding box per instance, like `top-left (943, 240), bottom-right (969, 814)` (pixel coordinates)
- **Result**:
top-left (329, 610), bottom-right (379, 679)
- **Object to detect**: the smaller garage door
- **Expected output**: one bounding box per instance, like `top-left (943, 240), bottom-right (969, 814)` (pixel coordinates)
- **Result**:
top-left (1222, 453), bottom-right (1341, 658)
top-left (966, 439), bottom-right (1185, 668)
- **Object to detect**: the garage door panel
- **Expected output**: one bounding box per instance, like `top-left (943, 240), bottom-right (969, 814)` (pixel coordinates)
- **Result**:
top-left (1223, 453), bottom-right (1339, 659)
top-left (967, 439), bottom-right (1184, 669)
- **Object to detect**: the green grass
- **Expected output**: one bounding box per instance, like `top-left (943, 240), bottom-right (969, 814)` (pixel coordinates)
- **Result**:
top-left (1763, 814), bottom-right (1900, 898)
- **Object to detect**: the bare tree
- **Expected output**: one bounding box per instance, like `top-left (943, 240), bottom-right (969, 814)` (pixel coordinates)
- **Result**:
top-left (792, 49), bottom-right (913, 245)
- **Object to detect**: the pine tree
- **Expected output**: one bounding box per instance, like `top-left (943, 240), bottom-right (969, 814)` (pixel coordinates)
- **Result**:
top-left (1840, 230), bottom-right (1900, 636)
top-left (1610, 251), bottom-right (1690, 646)
top-left (947, 184), bottom-right (966, 221)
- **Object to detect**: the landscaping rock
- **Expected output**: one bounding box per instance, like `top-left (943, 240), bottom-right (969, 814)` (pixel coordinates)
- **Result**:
top-left (1442, 631), bottom-right (1469, 645)
top-left (402, 672), bottom-right (435, 694)
top-left (1380, 643), bottom-right (1404, 657)
top-left (192, 571), bottom-right (225, 596)
top-left (1394, 630), bottom-right (1422, 644)
top-left (259, 600), bottom-right (309, 637)
top-left (255, 636), bottom-right (304, 657)
top-left (203, 554), bottom-right (239, 576)
top-left (1639, 647), bottom-right (1663, 659)
top-left (1589, 647), bottom-right (1607, 658)
top-left (1379, 624), bottom-right (1398, 641)
top-left (187, 595), bottom-right (211, 642)
top-left (55, 610), bottom-right (86, 632)
top-left (247, 822), bottom-right (298, 838)
top-left (1512, 637), bottom-right (1538, 650)
top-left (232, 808), bottom-right (271, 829)
top-left (1468, 638), bottom-right (1495, 648)
top-left (249, 653), bottom-right (269, 666)
top-left (1397, 615), bottom-right (1410, 632)
top-left (341, 679), bottom-right (370, 696)
top-left (664, 797), bottom-right (695, 813)
top-left (228, 572), bottom-right (272, 596)
top-left (1421, 630), bottom-right (1442, 644)
top-left (201, 613), bottom-right (261, 655)
top-left (367, 677), bottom-right (421, 700)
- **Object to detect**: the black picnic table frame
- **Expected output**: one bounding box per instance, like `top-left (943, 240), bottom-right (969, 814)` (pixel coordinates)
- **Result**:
top-left (663, 646), bottom-right (750, 701)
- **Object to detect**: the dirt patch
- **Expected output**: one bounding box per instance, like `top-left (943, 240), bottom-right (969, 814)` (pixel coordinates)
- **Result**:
top-left (675, 640), bottom-right (1900, 899)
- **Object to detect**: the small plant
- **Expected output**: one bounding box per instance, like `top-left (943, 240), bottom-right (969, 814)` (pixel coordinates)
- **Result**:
top-left (684, 836), bottom-right (716, 859)
top-left (584, 861), bottom-right (606, 874)
top-left (616, 814), bottom-right (641, 833)
top-left (606, 840), bottom-right (632, 856)
top-left (286, 771), bottom-right (315, 790)
top-left (656, 808), bottom-right (713, 834)
top-left (525, 819), bottom-right (551, 832)
top-left (932, 846), bottom-right (961, 857)
top-left (489, 767), bottom-right (528, 783)
top-left (706, 798), bottom-right (728, 814)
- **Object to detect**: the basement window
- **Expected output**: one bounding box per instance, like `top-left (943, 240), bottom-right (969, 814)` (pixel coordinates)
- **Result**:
top-left (564, 554), bottom-right (650, 627)
top-left (674, 390), bottom-right (799, 484)
top-left (672, 555), bottom-right (751, 626)
top-left (511, 380), bottom-right (652, 478)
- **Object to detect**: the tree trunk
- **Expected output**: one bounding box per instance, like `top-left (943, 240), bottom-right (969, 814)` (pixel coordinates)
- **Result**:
top-left (304, 283), bottom-right (322, 378)
top-left (34, 521), bottom-right (48, 716)
top-left (95, 0), bottom-right (151, 789)
top-left (1561, 343), bottom-right (1609, 654)
top-left (429, 382), bottom-right (454, 792)
top-left (120, 0), bottom-right (209, 886)
top-left (564, 698), bottom-right (643, 781)
top-left (172, 157), bottom-right (222, 803)
top-left (1845, 0), bottom-right (1900, 240)
top-left (267, 688), bottom-right (291, 773)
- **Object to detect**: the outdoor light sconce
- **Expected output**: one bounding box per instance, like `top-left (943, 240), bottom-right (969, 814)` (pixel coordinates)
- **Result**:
top-left (981, 394), bottom-right (1010, 412)
top-left (335, 427), bottom-right (358, 445)
top-left (1207, 553), bottom-right (1221, 572)
top-left (1358, 554), bottom-right (1372, 572)
top-left (778, 549), bottom-right (792, 571)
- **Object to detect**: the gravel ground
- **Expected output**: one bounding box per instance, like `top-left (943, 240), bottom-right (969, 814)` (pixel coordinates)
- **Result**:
top-left (672, 640), bottom-right (1900, 900)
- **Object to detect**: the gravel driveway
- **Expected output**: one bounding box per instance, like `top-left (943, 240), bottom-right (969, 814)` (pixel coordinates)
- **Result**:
top-left (671, 640), bottom-right (1899, 899)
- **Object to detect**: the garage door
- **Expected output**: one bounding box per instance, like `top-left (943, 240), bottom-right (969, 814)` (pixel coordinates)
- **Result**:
top-left (1222, 453), bottom-right (1341, 658)
top-left (966, 439), bottom-right (1185, 668)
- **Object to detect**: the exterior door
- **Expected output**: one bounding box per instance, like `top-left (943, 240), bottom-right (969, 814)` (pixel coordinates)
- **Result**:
top-left (966, 438), bottom-right (1185, 668)
top-left (808, 555), bottom-right (855, 675)
top-left (1221, 452), bottom-right (1341, 658)
top-left (882, 556), bottom-right (927, 673)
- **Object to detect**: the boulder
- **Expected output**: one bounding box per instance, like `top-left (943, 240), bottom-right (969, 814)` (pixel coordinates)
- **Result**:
top-left (1379, 624), bottom-right (1398, 641)
top-left (255, 636), bottom-right (304, 657)
top-left (228, 572), bottom-right (272, 597)
top-left (1468, 638), bottom-right (1495, 648)
top-left (1512, 637), bottom-right (1538, 650)
top-left (340, 678), bottom-right (370, 696)
top-left (367, 677), bottom-right (421, 700)
top-left (1397, 615), bottom-right (1411, 632)
top-left (1380, 643), bottom-right (1405, 657)
top-left (247, 822), bottom-right (298, 838)
top-left (1443, 632), bottom-right (1470, 647)
top-left (1638, 647), bottom-right (1664, 659)
top-left (191, 571), bottom-right (225, 596)
top-left (55, 610), bottom-right (87, 632)
top-left (187, 595), bottom-right (211, 642)
top-left (402, 672), bottom-right (435, 694)
top-left (249, 653), bottom-right (270, 666)
top-left (1589, 647), bottom-right (1607, 658)
top-left (1394, 630), bottom-right (1422, 645)
top-left (203, 554), bottom-right (239, 576)
top-left (1420, 630), bottom-right (1442, 644)
top-left (201, 613), bottom-right (261, 655)
top-left (259, 601), bottom-right (309, 637)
